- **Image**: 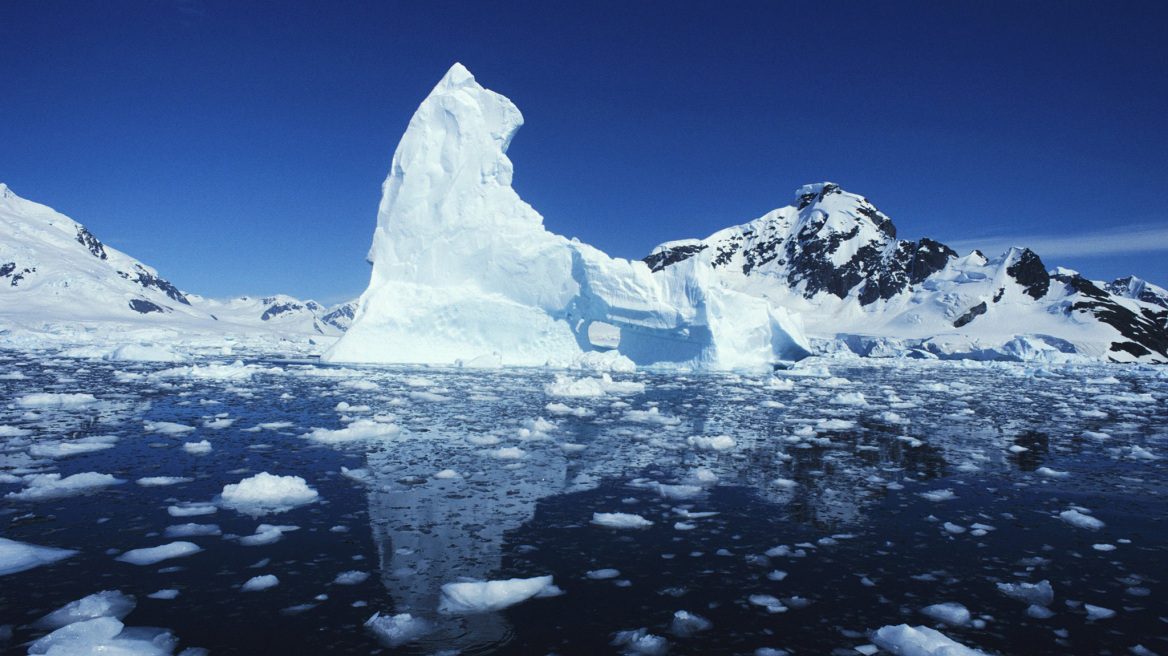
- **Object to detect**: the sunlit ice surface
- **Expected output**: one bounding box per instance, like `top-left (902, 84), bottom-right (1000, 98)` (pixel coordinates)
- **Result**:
top-left (1, 350), bottom-right (1166, 655)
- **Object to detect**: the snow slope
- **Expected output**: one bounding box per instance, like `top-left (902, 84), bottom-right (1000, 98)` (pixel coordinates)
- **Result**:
top-left (325, 63), bottom-right (811, 370)
top-left (0, 184), bottom-right (354, 355)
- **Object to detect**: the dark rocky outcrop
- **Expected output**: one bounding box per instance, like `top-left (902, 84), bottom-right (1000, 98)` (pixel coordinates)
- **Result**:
top-left (953, 301), bottom-right (988, 328)
top-left (1006, 249), bottom-right (1049, 300)
top-left (128, 299), bottom-right (167, 314)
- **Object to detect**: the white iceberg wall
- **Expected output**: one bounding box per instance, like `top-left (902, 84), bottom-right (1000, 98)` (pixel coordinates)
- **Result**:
top-left (325, 63), bottom-right (809, 369)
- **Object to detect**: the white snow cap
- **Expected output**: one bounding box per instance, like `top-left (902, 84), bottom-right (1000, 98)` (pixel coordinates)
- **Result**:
top-left (324, 63), bottom-right (810, 369)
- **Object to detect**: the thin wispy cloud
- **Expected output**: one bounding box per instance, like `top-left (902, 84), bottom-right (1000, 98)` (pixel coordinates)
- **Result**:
top-left (947, 224), bottom-right (1168, 259)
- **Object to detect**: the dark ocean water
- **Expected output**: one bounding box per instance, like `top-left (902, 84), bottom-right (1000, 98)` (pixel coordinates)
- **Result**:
top-left (1, 353), bottom-right (1165, 655)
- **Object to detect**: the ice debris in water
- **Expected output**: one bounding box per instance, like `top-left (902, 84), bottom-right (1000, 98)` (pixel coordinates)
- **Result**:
top-left (365, 612), bottom-right (432, 648)
top-left (586, 568), bottom-right (621, 580)
top-left (28, 435), bottom-right (118, 458)
top-left (438, 575), bottom-right (560, 614)
top-left (115, 542), bottom-right (203, 566)
top-left (687, 435), bottom-right (736, 451)
top-left (219, 472), bottom-right (319, 515)
top-left (27, 589), bottom-right (203, 655)
top-left (332, 571), bottom-right (369, 585)
top-left (137, 477), bottom-right (194, 487)
top-left (16, 392), bottom-right (97, 407)
top-left (592, 512), bottom-right (654, 529)
top-left (612, 628), bottom-right (669, 655)
top-left (0, 537), bottom-right (78, 576)
top-left (920, 602), bottom-right (971, 626)
top-left (545, 374), bottom-right (645, 397)
top-left (238, 524), bottom-right (298, 546)
top-left (163, 523), bottom-right (221, 538)
top-left (241, 574), bottom-right (279, 592)
top-left (997, 579), bottom-right (1054, 606)
top-left (1059, 509), bottom-right (1105, 529)
top-left (303, 419), bottom-right (400, 443)
top-left (918, 489), bottom-right (957, 502)
top-left (34, 590), bottom-right (136, 630)
top-left (6, 472), bottom-right (125, 501)
top-left (182, 440), bottom-right (212, 455)
top-left (669, 610), bottom-right (712, 637)
top-left (872, 624), bottom-right (991, 655)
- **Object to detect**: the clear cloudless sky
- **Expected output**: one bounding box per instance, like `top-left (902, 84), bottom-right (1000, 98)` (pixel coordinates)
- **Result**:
top-left (2, 0), bottom-right (1167, 304)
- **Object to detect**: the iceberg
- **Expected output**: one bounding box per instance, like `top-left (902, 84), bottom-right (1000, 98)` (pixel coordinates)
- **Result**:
top-left (324, 63), bottom-right (810, 370)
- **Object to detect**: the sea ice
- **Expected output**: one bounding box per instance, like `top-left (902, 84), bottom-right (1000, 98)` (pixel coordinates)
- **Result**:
top-left (0, 537), bottom-right (78, 576)
top-left (163, 523), bottom-right (221, 538)
top-left (1059, 509), bottom-right (1105, 529)
top-left (238, 524), bottom-right (299, 546)
top-left (28, 435), bottom-right (118, 458)
top-left (137, 476), bottom-right (194, 487)
top-left (16, 392), bottom-right (97, 407)
top-left (6, 472), bottom-right (124, 500)
top-left (687, 435), bottom-right (736, 451)
top-left (920, 602), bottom-right (971, 626)
top-left (997, 579), bottom-right (1054, 606)
top-left (1085, 604), bottom-right (1115, 620)
top-left (241, 574), bottom-right (279, 591)
top-left (167, 503), bottom-right (217, 517)
top-left (182, 440), bottom-right (212, 455)
top-left (592, 512), bottom-right (654, 529)
top-left (34, 590), bottom-right (136, 629)
top-left (438, 575), bottom-right (558, 613)
top-left (586, 568), bottom-right (621, 580)
top-left (219, 472), bottom-right (319, 515)
top-left (304, 419), bottom-right (400, 443)
top-left (144, 421), bottom-right (196, 435)
top-left (918, 489), bottom-right (957, 502)
top-left (872, 624), bottom-right (990, 656)
top-left (115, 541), bottom-right (202, 566)
top-left (612, 628), bottom-right (669, 656)
top-left (332, 570), bottom-right (369, 585)
top-left (365, 612), bottom-right (432, 647)
top-left (669, 610), bottom-right (712, 637)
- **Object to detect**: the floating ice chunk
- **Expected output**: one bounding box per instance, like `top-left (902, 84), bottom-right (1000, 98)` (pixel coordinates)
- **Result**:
top-left (304, 419), bottom-right (400, 443)
top-left (1037, 467), bottom-right (1070, 478)
top-left (182, 440), bottom-right (212, 455)
top-left (919, 489), bottom-right (957, 502)
top-left (569, 350), bottom-right (636, 372)
top-left (29, 435), bottom-right (118, 458)
top-left (238, 524), bottom-right (299, 546)
top-left (163, 523), bottom-right (221, 538)
top-left (0, 425), bottom-right (31, 436)
top-left (748, 594), bottom-right (787, 613)
top-left (241, 574), bottom-right (279, 591)
top-left (1092, 543), bottom-right (1116, 551)
top-left (1027, 604), bottom-right (1055, 618)
top-left (817, 418), bottom-right (856, 430)
top-left (872, 624), bottom-right (990, 656)
top-left (612, 628), bottom-right (669, 655)
top-left (831, 392), bottom-right (867, 406)
top-left (332, 571), bottom-right (369, 585)
top-left (920, 602), bottom-right (971, 626)
top-left (942, 523), bottom-right (966, 534)
top-left (0, 537), bottom-right (77, 576)
top-left (592, 512), bottom-right (653, 529)
top-left (409, 391), bottom-right (450, 402)
top-left (148, 589), bottom-right (180, 601)
top-left (586, 568), bottom-right (621, 580)
top-left (144, 421), bottom-right (196, 435)
top-left (1059, 509), bottom-right (1105, 530)
top-left (7, 472), bottom-right (124, 500)
top-left (115, 541), bottom-right (202, 566)
top-left (997, 580), bottom-right (1054, 606)
top-left (106, 344), bottom-right (186, 362)
top-left (438, 575), bottom-right (557, 614)
top-left (489, 447), bottom-right (526, 460)
top-left (341, 379), bottom-right (380, 391)
top-left (167, 503), bottom-right (217, 517)
top-left (767, 570), bottom-right (788, 581)
top-left (220, 472), bottom-right (319, 515)
top-left (365, 612), bottom-right (432, 647)
top-left (137, 477), bottom-right (194, 487)
top-left (16, 393), bottom-right (97, 407)
top-left (1127, 445), bottom-right (1158, 460)
top-left (687, 435), bottom-right (736, 451)
top-left (1082, 431), bottom-right (1110, 441)
top-left (34, 590), bottom-right (136, 630)
top-left (669, 610), bottom-right (712, 637)
top-left (545, 374), bottom-right (645, 397)
top-left (625, 407), bottom-right (681, 426)
top-left (28, 616), bottom-right (128, 654)
top-left (434, 469), bottom-right (460, 480)
top-left (648, 483), bottom-right (704, 500)
top-left (1085, 604), bottom-right (1115, 620)
top-left (203, 417), bottom-right (235, 429)
top-left (546, 402), bottom-right (590, 417)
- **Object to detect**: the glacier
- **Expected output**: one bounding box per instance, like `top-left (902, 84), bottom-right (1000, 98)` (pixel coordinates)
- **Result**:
top-left (323, 63), bottom-right (811, 369)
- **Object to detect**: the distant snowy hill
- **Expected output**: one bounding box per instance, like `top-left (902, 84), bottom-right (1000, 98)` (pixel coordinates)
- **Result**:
top-left (645, 182), bottom-right (1168, 363)
top-left (0, 184), bottom-right (355, 356)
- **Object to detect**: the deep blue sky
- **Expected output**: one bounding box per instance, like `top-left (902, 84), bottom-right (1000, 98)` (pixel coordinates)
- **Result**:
top-left (3, 1), bottom-right (1166, 303)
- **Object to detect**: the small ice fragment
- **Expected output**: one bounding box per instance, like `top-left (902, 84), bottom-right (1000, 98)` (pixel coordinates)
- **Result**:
top-left (438, 575), bottom-right (557, 614)
top-left (434, 469), bottom-right (459, 480)
top-left (919, 489), bottom-right (957, 502)
top-left (997, 580), bottom-right (1054, 606)
top-left (1027, 605), bottom-right (1055, 619)
top-left (592, 512), bottom-right (653, 529)
top-left (586, 568), bottom-right (621, 580)
top-left (147, 589), bottom-right (180, 600)
top-left (749, 595), bottom-right (787, 613)
top-left (1037, 467), bottom-right (1070, 478)
top-left (612, 628), bottom-right (669, 656)
top-left (669, 610), bottom-right (712, 637)
top-left (1059, 509), bottom-right (1105, 530)
top-left (490, 447), bottom-right (526, 460)
top-left (182, 440), bottom-right (212, 455)
top-left (137, 476), bottom-right (195, 487)
top-left (6, 472), bottom-right (124, 501)
top-left (241, 574), bottom-right (280, 591)
top-left (220, 472), bottom-right (319, 515)
top-left (0, 537), bottom-right (78, 576)
top-left (238, 524), bottom-right (299, 546)
top-left (168, 503), bottom-right (218, 517)
top-left (163, 523), bottom-right (221, 538)
top-left (921, 602), bottom-right (971, 626)
top-left (942, 523), bottom-right (966, 534)
top-left (1092, 543), bottom-right (1116, 551)
top-left (1085, 604), bottom-right (1115, 620)
top-left (365, 612), bottom-right (432, 647)
top-left (767, 570), bottom-right (788, 581)
top-left (34, 590), bottom-right (136, 629)
top-left (332, 571), bottom-right (369, 585)
top-left (115, 541), bottom-right (202, 566)
top-left (872, 624), bottom-right (991, 656)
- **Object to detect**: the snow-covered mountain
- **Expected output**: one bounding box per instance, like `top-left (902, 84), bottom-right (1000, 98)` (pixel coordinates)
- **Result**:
top-left (0, 183), bottom-right (355, 355)
top-left (645, 182), bottom-right (1168, 363)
